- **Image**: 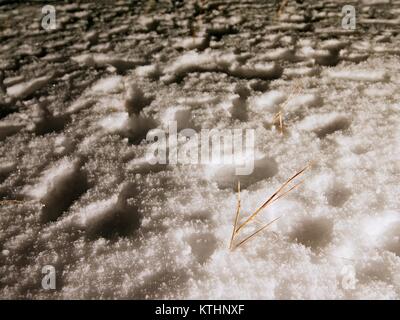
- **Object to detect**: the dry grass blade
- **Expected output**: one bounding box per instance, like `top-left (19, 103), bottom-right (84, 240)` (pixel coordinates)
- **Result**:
top-left (267, 180), bottom-right (304, 206)
top-left (230, 163), bottom-right (310, 250)
top-left (273, 111), bottom-right (284, 134)
top-left (277, 0), bottom-right (289, 17)
top-left (229, 181), bottom-right (241, 250)
top-left (272, 81), bottom-right (303, 135)
top-left (235, 217), bottom-right (281, 249)
top-left (235, 164), bottom-right (309, 234)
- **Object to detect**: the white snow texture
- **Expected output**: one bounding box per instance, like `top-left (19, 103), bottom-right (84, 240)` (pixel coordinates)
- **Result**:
top-left (0, 0), bottom-right (400, 299)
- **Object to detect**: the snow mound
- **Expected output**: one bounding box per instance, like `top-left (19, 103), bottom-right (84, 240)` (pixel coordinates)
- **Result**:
top-left (72, 54), bottom-right (145, 72)
top-left (326, 69), bottom-right (389, 82)
top-left (250, 90), bottom-right (287, 113)
top-left (297, 113), bottom-right (351, 138)
top-left (161, 50), bottom-right (283, 83)
top-left (91, 76), bottom-right (123, 94)
top-left (6, 75), bottom-right (53, 99)
top-left (23, 158), bottom-right (87, 222)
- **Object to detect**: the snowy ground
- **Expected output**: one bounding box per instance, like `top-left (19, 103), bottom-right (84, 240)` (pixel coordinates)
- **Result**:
top-left (0, 0), bottom-right (400, 299)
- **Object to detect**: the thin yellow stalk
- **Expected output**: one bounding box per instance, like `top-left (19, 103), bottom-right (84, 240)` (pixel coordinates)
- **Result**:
top-left (238, 181), bottom-right (303, 229)
top-left (235, 164), bottom-right (309, 234)
top-left (277, 0), bottom-right (289, 17)
top-left (272, 81), bottom-right (303, 134)
top-left (267, 180), bottom-right (304, 206)
top-left (229, 181), bottom-right (241, 250)
top-left (235, 217), bottom-right (281, 249)
top-left (229, 162), bottom-right (311, 251)
top-left (273, 111), bottom-right (284, 134)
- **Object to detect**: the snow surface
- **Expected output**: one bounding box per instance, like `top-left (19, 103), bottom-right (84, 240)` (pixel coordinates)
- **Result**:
top-left (0, 0), bottom-right (400, 299)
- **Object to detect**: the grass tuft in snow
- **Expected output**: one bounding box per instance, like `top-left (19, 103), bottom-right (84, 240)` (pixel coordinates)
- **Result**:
top-left (230, 163), bottom-right (310, 250)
